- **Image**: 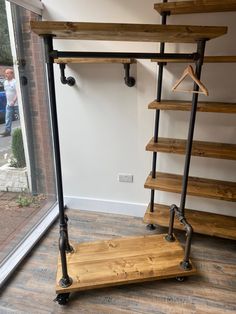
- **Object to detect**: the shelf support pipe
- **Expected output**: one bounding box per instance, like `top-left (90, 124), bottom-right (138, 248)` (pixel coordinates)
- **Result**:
top-left (147, 0), bottom-right (168, 230)
top-left (123, 63), bottom-right (136, 87)
top-left (43, 35), bottom-right (73, 288)
top-left (59, 63), bottom-right (76, 86)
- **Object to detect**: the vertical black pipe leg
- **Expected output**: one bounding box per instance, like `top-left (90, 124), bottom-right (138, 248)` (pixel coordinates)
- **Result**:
top-left (43, 35), bottom-right (72, 287)
top-left (147, 153), bottom-right (156, 230)
top-left (179, 40), bottom-right (206, 216)
top-left (59, 231), bottom-right (73, 287)
top-left (147, 10), bottom-right (168, 230)
top-left (176, 208), bottom-right (193, 270)
top-left (64, 215), bottom-right (74, 253)
top-left (165, 204), bottom-right (177, 242)
top-left (176, 40), bottom-right (206, 270)
top-left (146, 180), bottom-right (156, 230)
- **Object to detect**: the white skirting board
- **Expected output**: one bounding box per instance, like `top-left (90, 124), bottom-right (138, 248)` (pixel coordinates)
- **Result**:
top-left (64, 196), bottom-right (147, 217)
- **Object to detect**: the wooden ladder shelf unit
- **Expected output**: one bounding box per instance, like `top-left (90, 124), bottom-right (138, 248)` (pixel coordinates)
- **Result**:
top-left (144, 1), bottom-right (236, 241)
top-left (31, 8), bottom-right (230, 304)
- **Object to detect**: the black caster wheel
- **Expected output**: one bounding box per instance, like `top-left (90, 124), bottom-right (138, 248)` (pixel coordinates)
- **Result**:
top-left (54, 293), bottom-right (70, 305)
top-left (175, 276), bottom-right (186, 282)
top-left (146, 224), bottom-right (156, 231)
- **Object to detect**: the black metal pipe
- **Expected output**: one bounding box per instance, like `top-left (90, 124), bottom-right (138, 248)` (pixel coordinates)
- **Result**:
top-left (44, 35), bottom-right (66, 226)
top-left (175, 207), bottom-right (194, 270)
top-left (43, 35), bottom-right (72, 286)
top-left (123, 63), bottom-right (136, 87)
top-left (59, 64), bottom-right (76, 86)
top-left (181, 220), bottom-right (193, 269)
top-left (53, 51), bottom-right (199, 61)
top-left (150, 10), bottom-right (167, 213)
top-left (59, 231), bottom-right (72, 287)
top-left (179, 40), bottom-right (206, 216)
top-left (165, 204), bottom-right (176, 242)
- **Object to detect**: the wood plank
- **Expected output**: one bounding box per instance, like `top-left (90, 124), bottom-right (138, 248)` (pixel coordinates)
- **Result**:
top-left (56, 234), bottom-right (196, 293)
top-left (30, 21), bottom-right (227, 43)
top-left (154, 0), bottom-right (236, 15)
top-left (54, 57), bottom-right (137, 64)
top-left (144, 203), bottom-right (236, 240)
top-left (148, 100), bottom-right (236, 113)
top-left (144, 172), bottom-right (236, 201)
top-left (146, 137), bottom-right (236, 160)
top-left (151, 56), bottom-right (236, 63)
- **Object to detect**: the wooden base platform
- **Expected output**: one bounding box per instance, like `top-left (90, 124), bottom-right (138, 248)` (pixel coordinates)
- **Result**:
top-left (56, 234), bottom-right (196, 294)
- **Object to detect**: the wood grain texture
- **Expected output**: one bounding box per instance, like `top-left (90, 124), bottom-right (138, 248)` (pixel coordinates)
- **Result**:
top-left (144, 203), bottom-right (236, 240)
top-left (1, 209), bottom-right (236, 313)
top-left (56, 234), bottom-right (196, 293)
top-left (151, 56), bottom-right (236, 63)
top-left (146, 137), bottom-right (236, 160)
top-left (54, 58), bottom-right (137, 64)
top-left (154, 0), bottom-right (236, 15)
top-left (30, 21), bottom-right (227, 43)
top-left (148, 100), bottom-right (236, 113)
top-left (144, 172), bottom-right (236, 201)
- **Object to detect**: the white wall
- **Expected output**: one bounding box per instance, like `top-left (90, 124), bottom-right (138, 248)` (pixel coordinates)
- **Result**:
top-left (42, 0), bottom-right (236, 217)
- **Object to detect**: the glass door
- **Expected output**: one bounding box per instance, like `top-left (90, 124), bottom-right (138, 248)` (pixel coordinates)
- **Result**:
top-left (0, 0), bottom-right (58, 285)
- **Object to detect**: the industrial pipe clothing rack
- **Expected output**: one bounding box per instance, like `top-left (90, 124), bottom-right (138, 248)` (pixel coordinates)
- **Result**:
top-left (31, 17), bottom-right (227, 305)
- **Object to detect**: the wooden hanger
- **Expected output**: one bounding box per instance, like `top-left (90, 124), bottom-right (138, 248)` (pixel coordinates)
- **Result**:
top-left (172, 65), bottom-right (209, 96)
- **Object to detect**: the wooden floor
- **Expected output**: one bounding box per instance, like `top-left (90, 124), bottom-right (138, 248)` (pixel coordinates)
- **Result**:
top-left (1, 209), bottom-right (236, 313)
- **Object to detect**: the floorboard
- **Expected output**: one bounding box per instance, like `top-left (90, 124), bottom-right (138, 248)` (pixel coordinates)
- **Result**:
top-left (0, 209), bottom-right (236, 313)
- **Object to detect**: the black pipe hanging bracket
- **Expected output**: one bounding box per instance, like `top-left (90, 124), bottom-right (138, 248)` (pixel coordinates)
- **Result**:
top-left (59, 63), bottom-right (76, 86)
top-left (123, 63), bottom-right (135, 87)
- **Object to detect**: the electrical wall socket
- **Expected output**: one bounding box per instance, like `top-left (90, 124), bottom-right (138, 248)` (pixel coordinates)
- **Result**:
top-left (118, 173), bottom-right (133, 183)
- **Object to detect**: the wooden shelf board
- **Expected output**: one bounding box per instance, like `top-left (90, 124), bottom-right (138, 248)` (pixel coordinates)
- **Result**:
top-left (144, 204), bottom-right (236, 240)
top-left (56, 234), bottom-right (196, 294)
top-left (144, 172), bottom-right (236, 202)
top-left (154, 0), bottom-right (236, 15)
top-left (148, 100), bottom-right (236, 113)
top-left (54, 57), bottom-right (136, 64)
top-left (146, 137), bottom-right (236, 160)
top-left (30, 21), bottom-right (227, 43)
top-left (151, 56), bottom-right (236, 63)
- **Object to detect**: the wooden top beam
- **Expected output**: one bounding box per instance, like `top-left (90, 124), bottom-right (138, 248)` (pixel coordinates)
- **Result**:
top-left (30, 21), bottom-right (227, 43)
top-left (154, 0), bottom-right (236, 15)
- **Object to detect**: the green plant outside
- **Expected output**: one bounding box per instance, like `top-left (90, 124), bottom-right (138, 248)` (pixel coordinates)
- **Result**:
top-left (0, 0), bottom-right (13, 65)
top-left (11, 128), bottom-right (26, 168)
top-left (17, 194), bottom-right (33, 207)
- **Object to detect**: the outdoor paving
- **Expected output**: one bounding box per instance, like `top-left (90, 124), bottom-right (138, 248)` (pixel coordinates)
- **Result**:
top-left (0, 119), bottom-right (46, 262)
top-left (0, 191), bottom-right (47, 257)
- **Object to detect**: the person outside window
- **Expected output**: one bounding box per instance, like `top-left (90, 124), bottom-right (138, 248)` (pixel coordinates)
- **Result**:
top-left (0, 68), bottom-right (18, 137)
